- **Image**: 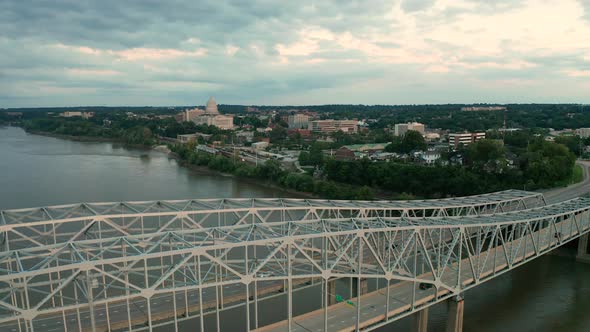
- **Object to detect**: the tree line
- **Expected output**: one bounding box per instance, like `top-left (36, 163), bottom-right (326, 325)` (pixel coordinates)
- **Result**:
top-left (171, 143), bottom-right (374, 200)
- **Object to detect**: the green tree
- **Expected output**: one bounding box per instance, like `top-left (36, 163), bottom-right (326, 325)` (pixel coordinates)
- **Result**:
top-left (401, 130), bottom-right (427, 152)
top-left (385, 130), bottom-right (426, 153)
top-left (298, 151), bottom-right (311, 165)
top-left (524, 140), bottom-right (575, 187)
top-left (555, 135), bottom-right (582, 156)
top-left (269, 126), bottom-right (287, 143)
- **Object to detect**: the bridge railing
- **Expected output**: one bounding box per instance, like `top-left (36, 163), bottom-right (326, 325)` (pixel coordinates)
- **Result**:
top-left (0, 197), bottom-right (587, 332)
top-left (0, 190), bottom-right (545, 251)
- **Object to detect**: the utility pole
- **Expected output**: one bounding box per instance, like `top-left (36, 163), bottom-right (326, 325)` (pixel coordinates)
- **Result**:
top-left (502, 107), bottom-right (507, 142)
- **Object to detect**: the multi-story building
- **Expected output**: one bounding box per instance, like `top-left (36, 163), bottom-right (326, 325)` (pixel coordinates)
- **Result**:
top-left (394, 122), bottom-right (425, 136)
top-left (288, 114), bottom-right (310, 129)
top-left (334, 142), bottom-right (390, 161)
top-left (177, 134), bottom-right (198, 144)
top-left (576, 128), bottom-right (590, 138)
top-left (308, 120), bottom-right (357, 134)
top-left (193, 115), bottom-right (234, 130)
top-left (461, 106), bottom-right (507, 112)
top-left (179, 97), bottom-right (234, 130)
top-left (308, 120), bottom-right (334, 133)
top-left (177, 97), bottom-right (221, 123)
top-left (336, 120), bottom-right (358, 133)
top-left (449, 132), bottom-right (486, 149)
top-left (176, 108), bottom-right (204, 122)
top-left (60, 111), bottom-right (95, 119)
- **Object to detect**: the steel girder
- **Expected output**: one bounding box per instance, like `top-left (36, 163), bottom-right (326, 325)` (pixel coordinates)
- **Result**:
top-left (0, 197), bottom-right (587, 332)
top-left (0, 190), bottom-right (545, 252)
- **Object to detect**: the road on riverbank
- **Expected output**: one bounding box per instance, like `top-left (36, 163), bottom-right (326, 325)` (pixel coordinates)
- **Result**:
top-left (543, 160), bottom-right (590, 204)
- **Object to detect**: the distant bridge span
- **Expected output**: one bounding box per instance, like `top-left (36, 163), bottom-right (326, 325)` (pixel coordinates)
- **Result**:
top-left (0, 190), bottom-right (544, 250)
top-left (0, 190), bottom-right (589, 332)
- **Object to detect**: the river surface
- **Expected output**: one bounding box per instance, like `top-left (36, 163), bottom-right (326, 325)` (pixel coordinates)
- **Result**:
top-left (1, 126), bottom-right (589, 332)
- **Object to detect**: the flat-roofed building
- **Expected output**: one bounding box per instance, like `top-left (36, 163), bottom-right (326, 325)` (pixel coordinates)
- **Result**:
top-left (334, 120), bottom-right (358, 133)
top-left (177, 134), bottom-right (198, 144)
top-left (394, 122), bottom-right (425, 136)
top-left (193, 115), bottom-right (234, 130)
top-left (308, 119), bottom-right (357, 134)
top-left (288, 114), bottom-right (310, 129)
top-left (252, 141), bottom-right (269, 150)
top-left (177, 132), bottom-right (212, 143)
top-left (176, 108), bottom-right (204, 122)
top-left (449, 132), bottom-right (486, 149)
top-left (334, 142), bottom-right (390, 160)
top-left (60, 111), bottom-right (82, 117)
top-left (60, 111), bottom-right (95, 119)
top-left (461, 106), bottom-right (507, 111)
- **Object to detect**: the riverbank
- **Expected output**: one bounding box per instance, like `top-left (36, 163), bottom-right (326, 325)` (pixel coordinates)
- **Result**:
top-left (24, 128), bottom-right (314, 199)
top-left (168, 152), bottom-right (315, 198)
top-left (21, 128), bottom-right (586, 202)
top-left (26, 130), bottom-right (155, 150)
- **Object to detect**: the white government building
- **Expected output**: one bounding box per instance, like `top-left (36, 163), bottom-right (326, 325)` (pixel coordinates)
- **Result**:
top-left (179, 97), bottom-right (234, 130)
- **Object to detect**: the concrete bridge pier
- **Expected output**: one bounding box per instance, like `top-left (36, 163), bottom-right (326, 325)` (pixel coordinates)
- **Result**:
top-left (446, 296), bottom-right (464, 332)
top-left (577, 233), bottom-right (590, 263)
top-left (351, 277), bottom-right (368, 297)
top-left (328, 278), bottom-right (337, 305)
top-left (413, 307), bottom-right (429, 332)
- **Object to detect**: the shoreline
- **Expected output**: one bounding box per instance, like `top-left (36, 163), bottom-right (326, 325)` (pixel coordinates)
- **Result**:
top-left (167, 152), bottom-right (315, 198)
top-left (20, 128), bottom-right (582, 201)
top-left (26, 130), bottom-right (154, 150)
top-left (24, 128), bottom-right (314, 198)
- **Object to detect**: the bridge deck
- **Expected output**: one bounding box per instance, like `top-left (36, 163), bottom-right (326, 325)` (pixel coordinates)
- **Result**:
top-left (258, 210), bottom-right (590, 332)
top-left (0, 196), bottom-right (587, 332)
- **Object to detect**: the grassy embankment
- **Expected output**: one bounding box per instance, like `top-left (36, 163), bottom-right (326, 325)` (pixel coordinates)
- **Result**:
top-left (570, 164), bottom-right (584, 185)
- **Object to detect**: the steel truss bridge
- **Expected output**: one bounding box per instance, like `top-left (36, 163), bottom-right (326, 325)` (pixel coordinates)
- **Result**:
top-left (0, 190), bottom-right (588, 332)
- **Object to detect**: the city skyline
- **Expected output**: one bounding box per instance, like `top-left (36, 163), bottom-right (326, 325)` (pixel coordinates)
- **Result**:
top-left (1, 0), bottom-right (590, 108)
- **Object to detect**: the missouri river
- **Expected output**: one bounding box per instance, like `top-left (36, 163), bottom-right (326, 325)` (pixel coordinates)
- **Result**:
top-left (1, 126), bottom-right (589, 332)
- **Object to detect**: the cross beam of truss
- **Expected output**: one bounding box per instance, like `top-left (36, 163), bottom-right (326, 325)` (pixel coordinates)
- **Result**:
top-left (0, 190), bottom-right (545, 252)
top-left (0, 197), bottom-right (587, 332)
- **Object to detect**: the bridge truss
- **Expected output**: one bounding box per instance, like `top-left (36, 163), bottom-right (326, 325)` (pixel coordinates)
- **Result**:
top-left (0, 190), bottom-right (544, 251)
top-left (1, 191), bottom-right (588, 332)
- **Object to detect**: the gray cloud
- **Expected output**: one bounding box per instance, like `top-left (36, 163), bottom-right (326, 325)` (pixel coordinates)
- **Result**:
top-left (0, 0), bottom-right (589, 107)
top-left (581, 0), bottom-right (590, 22)
top-left (401, 0), bottom-right (436, 13)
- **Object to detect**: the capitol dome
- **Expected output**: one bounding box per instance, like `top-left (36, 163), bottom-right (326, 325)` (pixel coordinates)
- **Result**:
top-left (205, 96), bottom-right (219, 115)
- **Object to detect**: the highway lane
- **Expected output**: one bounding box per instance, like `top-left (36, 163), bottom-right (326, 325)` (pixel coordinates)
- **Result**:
top-left (2, 166), bottom-right (587, 331)
top-left (0, 236), bottom-right (386, 332)
top-left (251, 167), bottom-right (590, 332)
top-left (543, 160), bottom-right (590, 204)
top-left (0, 279), bottom-right (300, 332)
top-left (259, 211), bottom-right (590, 331)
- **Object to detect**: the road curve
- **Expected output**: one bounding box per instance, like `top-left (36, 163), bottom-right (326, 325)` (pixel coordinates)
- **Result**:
top-left (543, 160), bottom-right (590, 204)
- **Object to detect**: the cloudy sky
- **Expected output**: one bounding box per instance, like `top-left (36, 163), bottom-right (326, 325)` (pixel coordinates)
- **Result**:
top-left (1, 0), bottom-right (590, 107)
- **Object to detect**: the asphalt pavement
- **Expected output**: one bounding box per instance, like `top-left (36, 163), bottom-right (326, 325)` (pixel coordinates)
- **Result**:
top-left (542, 160), bottom-right (590, 204)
